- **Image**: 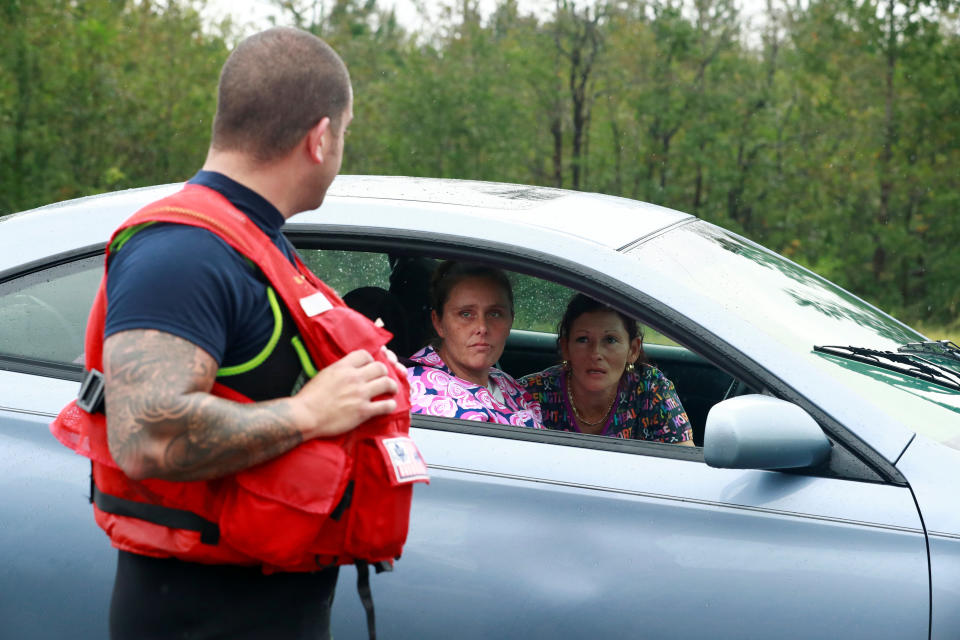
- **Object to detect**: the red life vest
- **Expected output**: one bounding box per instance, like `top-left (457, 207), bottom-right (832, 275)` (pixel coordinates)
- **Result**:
top-left (50, 184), bottom-right (428, 573)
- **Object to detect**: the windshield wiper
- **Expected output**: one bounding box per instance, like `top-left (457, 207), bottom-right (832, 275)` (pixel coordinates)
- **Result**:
top-left (897, 340), bottom-right (960, 363)
top-left (814, 344), bottom-right (960, 392)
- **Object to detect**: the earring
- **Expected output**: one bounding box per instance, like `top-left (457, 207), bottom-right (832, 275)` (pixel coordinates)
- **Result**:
top-left (626, 362), bottom-right (635, 373)
top-left (562, 360), bottom-right (570, 371)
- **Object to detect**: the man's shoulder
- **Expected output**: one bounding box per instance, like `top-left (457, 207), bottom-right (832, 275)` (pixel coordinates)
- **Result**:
top-left (118, 221), bottom-right (231, 252)
top-left (105, 221), bottom-right (261, 310)
top-left (112, 222), bottom-right (250, 273)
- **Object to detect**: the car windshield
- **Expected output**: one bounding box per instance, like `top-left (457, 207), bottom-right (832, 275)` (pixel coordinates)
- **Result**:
top-left (630, 221), bottom-right (960, 449)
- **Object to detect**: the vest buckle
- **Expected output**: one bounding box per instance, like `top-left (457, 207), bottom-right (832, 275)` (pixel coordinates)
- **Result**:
top-left (77, 368), bottom-right (106, 414)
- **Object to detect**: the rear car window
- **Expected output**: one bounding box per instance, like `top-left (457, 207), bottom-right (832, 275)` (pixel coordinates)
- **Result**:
top-left (0, 256), bottom-right (101, 364)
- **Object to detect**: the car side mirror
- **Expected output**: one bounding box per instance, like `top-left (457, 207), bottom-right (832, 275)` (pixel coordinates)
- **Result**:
top-left (703, 395), bottom-right (831, 470)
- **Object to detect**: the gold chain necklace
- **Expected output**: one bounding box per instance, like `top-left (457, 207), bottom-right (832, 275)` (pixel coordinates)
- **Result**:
top-left (567, 383), bottom-right (618, 427)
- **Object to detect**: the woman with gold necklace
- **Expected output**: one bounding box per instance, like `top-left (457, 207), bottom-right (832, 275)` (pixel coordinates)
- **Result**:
top-left (521, 294), bottom-right (694, 444)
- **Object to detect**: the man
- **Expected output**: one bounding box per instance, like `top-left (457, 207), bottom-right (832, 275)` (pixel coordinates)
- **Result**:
top-left (64, 27), bottom-right (404, 639)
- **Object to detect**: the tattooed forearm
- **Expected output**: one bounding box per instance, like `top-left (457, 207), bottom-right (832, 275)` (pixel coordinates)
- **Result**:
top-left (103, 330), bottom-right (304, 482)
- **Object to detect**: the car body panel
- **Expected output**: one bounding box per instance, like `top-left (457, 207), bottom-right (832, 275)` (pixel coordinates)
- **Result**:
top-left (326, 423), bottom-right (931, 638)
top-left (0, 382), bottom-right (930, 639)
top-left (1, 358), bottom-right (933, 638)
top-left (3, 176), bottom-right (959, 638)
top-left (0, 185), bottom-right (180, 271)
top-left (0, 178), bottom-right (687, 272)
top-left (896, 434), bottom-right (960, 640)
top-left (325, 175), bottom-right (693, 251)
top-left (0, 395), bottom-right (114, 640)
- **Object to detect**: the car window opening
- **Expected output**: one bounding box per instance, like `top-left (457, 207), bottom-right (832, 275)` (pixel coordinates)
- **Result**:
top-left (307, 250), bottom-right (754, 449)
top-left (0, 243), bottom-right (758, 451)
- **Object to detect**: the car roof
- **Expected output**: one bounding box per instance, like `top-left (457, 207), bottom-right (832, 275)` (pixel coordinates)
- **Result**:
top-left (0, 176), bottom-right (692, 273)
top-left (321, 176), bottom-right (691, 248)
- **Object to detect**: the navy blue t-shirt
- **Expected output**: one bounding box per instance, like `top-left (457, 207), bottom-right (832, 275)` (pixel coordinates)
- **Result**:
top-left (104, 171), bottom-right (298, 369)
top-left (103, 173), bottom-right (339, 613)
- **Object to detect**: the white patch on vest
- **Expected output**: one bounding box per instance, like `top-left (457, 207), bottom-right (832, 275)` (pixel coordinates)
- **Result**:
top-left (299, 292), bottom-right (333, 317)
top-left (382, 437), bottom-right (429, 484)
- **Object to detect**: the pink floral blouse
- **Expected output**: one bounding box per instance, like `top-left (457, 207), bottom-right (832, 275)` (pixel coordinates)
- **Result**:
top-left (406, 346), bottom-right (543, 429)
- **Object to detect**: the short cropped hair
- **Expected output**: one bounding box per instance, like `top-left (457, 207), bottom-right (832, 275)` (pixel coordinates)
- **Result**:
top-left (211, 27), bottom-right (351, 162)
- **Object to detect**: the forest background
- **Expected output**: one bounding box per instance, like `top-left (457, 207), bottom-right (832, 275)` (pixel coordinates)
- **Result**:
top-left (1, 0), bottom-right (958, 338)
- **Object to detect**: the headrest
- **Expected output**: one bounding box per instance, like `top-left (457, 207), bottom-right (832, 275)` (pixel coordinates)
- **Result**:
top-left (342, 286), bottom-right (410, 357)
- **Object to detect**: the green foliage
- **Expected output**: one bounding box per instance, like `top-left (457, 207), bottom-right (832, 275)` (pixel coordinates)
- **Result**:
top-left (1, 0), bottom-right (957, 329)
top-left (0, 0), bottom-right (231, 213)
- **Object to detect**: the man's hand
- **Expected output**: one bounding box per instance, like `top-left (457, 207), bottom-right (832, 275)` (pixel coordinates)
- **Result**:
top-left (381, 345), bottom-right (407, 376)
top-left (103, 331), bottom-right (402, 483)
top-left (290, 349), bottom-right (400, 440)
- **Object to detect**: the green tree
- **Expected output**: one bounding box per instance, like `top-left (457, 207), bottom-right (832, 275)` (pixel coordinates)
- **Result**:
top-left (0, 0), bottom-right (230, 214)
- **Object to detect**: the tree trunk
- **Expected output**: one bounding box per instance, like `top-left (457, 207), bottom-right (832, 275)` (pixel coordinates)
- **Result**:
top-left (875, 0), bottom-right (897, 281)
top-left (551, 115), bottom-right (563, 188)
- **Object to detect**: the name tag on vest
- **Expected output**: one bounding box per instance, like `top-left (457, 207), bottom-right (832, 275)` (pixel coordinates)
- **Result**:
top-left (379, 437), bottom-right (430, 485)
top-left (299, 292), bottom-right (334, 317)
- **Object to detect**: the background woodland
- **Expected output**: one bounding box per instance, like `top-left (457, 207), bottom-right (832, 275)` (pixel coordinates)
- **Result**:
top-left (2, 0), bottom-right (958, 334)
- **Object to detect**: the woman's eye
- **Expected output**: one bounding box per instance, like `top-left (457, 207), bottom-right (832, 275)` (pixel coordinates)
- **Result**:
top-left (605, 336), bottom-right (620, 344)
top-left (575, 336), bottom-right (589, 343)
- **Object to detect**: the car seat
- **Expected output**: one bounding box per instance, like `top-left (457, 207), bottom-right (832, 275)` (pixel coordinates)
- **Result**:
top-left (342, 286), bottom-right (412, 359)
top-left (387, 256), bottom-right (438, 358)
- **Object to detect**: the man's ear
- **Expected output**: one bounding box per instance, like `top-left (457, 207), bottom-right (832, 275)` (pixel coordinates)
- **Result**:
top-left (305, 117), bottom-right (331, 164)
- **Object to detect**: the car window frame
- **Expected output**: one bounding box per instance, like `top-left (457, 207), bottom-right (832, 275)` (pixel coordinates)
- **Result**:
top-left (2, 231), bottom-right (900, 485)
top-left (287, 226), bottom-right (903, 486)
top-left (411, 413), bottom-right (705, 462)
top-left (0, 245), bottom-right (103, 382)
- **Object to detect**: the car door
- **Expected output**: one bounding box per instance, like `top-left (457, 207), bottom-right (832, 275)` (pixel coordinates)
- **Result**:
top-left (329, 417), bottom-right (927, 639)
top-left (0, 253), bottom-right (117, 639)
top-left (311, 250), bottom-right (929, 639)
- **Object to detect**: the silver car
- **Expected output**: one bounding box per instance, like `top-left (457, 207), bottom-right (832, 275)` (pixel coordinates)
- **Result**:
top-left (2, 177), bottom-right (959, 639)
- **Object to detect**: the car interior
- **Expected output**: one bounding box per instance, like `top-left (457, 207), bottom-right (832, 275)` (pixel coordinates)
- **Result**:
top-left (0, 246), bottom-right (758, 448)
top-left (305, 252), bottom-right (752, 447)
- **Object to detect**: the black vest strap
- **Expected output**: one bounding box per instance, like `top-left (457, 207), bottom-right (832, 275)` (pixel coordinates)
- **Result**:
top-left (354, 559), bottom-right (394, 640)
top-left (356, 561), bottom-right (377, 640)
top-left (90, 476), bottom-right (221, 545)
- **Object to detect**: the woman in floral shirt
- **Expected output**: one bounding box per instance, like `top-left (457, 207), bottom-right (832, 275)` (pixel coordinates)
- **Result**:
top-left (520, 294), bottom-right (692, 444)
top-left (406, 261), bottom-right (542, 429)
